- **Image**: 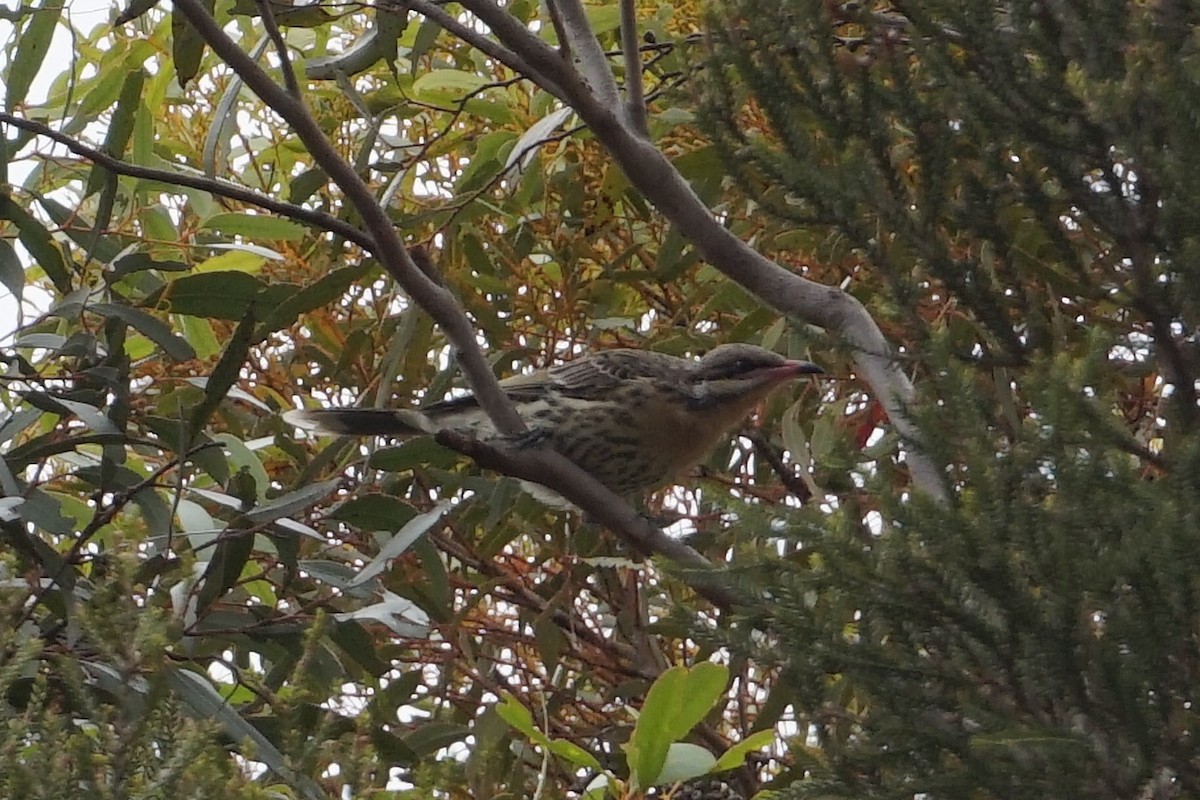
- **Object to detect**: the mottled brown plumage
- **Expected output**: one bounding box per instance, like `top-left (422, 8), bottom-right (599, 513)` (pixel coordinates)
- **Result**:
top-left (285, 344), bottom-right (822, 495)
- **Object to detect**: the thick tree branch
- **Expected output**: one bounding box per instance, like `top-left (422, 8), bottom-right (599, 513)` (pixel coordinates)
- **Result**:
top-left (547, 0), bottom-right (621, 108)
top-left (171, 0), bottom-right (526, 436)
top-left (0, 113), bottom-right (375, 252)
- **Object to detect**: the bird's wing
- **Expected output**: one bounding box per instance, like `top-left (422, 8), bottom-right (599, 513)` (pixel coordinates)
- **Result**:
top-left (421, 350), bottom-right (687, 409)
top-left (546, 349), bottom-right (684, 399)
top-left (419, 369), bottom-right (552, 414)
top-left (496, 369), bottom-right (556, 402)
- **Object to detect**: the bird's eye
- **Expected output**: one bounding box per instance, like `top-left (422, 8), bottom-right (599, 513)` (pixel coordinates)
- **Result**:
top-left (730, 359), bottom-right (752, 375)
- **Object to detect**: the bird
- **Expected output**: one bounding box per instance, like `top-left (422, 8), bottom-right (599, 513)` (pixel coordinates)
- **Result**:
top-left (284, 343), bottom-right (822, 496)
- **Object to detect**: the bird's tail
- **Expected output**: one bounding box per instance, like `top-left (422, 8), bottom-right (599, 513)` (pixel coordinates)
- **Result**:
top-left (283, 408), bottom-right (433, 437)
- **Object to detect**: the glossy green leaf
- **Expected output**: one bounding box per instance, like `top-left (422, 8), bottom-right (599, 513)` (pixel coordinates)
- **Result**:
top-left (258, 261), bottom-right (372, 334)
top-left (212, 434), bottom-right (271, 503)
top-left (368, 438), bottom-right (460, 472)
top-left (5, 0), bottom-right (63, 112)
top-left (411, 69), bottom-right (488, 99)
top-left (171, 0), bottom-right (215, 87)
top-left (712, 729), bottom-right (775, 772)
top-left (243, 478), bottom-right (342, 525)
top-left (329, 618), bottom-right (392, 676)
top-left (201, 212), bottom-right (306, 241)
top-left (192, 248), bottom-right (269, 273)
top-left (349, 500), bottom-right (453, 586)
top-left (177, 315), bottom-right (220, 359)
top-left (548, 738), bottom-right (602, 770)
top-left (167, 667), bottom-right (326, 800)
top-left (0, 407), bottom-right (47, 448)
top-left (505, 107), bottom-right (572, 174)
top-left (62, 58), bottom-right (141, 137)
top-left (0, 194), bottom-right (71, 292)
top-left (296, 559), bottom-right (360, 590)
top-left (653, 743), bottom-right (717, 786)
top-left (410, 537), bottom-right (451, 618)
top-left (131, 487), bottom-right (174, 545)
top-left (287, 167), bottom-right (328, 204)
top-left (496, 694), bottom-right (552, 748)
top-left (37, 196), bottom-right (128, 264)
top-left (89, 302), bottom-right (196, 362)
top-left (84, 68), bottom-right (146, 197)
top-left (175, 498), bottom-right (219, 552)
top-left (809, 411), bottom-right (838, 461)
top-left (51, 397), bottom-right (120, 435)
top-left (534, 612), bottom-right (567, 673)
top-left (781, 398), bottom-right (812, 468)
top-left (457, 129), bottom-right (518, 191)
top-left (194, 528), bottom-right (255, 611)
top-left (409, 16), bottom-right (442, 65)
top-left (330, 494), bottom-right (417, 531)
top-left (154, 271), bottom-right (264, 319)
top-left (18, 487), bottom-right (76, 536)
top-left (626, 663), bottom-right (729, 789)
top-left (0, 238), bottom-right (23, 302)
top-left (110, 252), bottom-right (189, 278)
top-left (187, 310), bottom-right (256, 437)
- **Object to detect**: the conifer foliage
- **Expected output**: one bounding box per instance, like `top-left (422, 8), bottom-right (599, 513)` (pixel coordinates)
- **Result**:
top-left (700, 1), bottom-right (1200, 797)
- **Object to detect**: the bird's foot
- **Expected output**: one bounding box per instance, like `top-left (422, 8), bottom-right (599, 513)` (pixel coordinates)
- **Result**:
top-left (508, 427), bottom-right (552, 449)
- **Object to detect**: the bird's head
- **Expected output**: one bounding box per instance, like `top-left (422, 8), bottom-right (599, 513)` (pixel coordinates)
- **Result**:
top-left (688, 344), bottom-right (823, 407)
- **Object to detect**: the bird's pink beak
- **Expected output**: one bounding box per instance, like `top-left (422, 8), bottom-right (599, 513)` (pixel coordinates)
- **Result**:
top-left (761, 360), bottom-right (824, 381)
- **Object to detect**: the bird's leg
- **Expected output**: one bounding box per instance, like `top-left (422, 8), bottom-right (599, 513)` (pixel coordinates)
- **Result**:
top-left (506, 427), bottom-right (553, 449)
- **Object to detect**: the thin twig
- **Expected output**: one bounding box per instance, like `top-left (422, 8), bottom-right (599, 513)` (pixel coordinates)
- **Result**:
top-left (406, 0), bottom-right (569, 101)
top-left (618, 0), bottom-right (648, 137)
top-left (16, 441), bottom-right (225, 629)
top-left (256, 0), bottom-right (302, 99)
top-left (436, 430), bottom-right (746, 611)
top-left (745, 430), bottom-right (814, 503)
top-left (0, 113), bottom-right (375, 252)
